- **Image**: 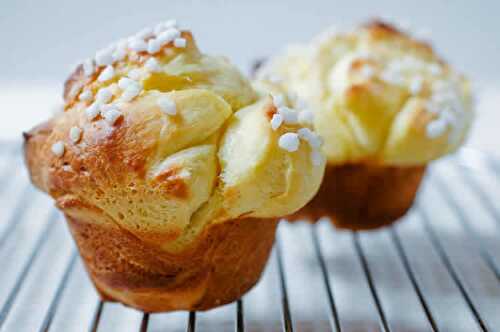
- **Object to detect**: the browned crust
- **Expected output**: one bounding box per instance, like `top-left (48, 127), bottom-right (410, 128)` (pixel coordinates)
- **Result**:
top-left (362, 19), bottom-right (438, 61)
top-left (362, 20), bottom-right (405, 36)
top-left (66, 212), bottom-right (278, 312)
top-left (287, 163), bottom-right (426, 230)
top-left (153, 166), bottom-right (189, 199)
top-left (264, 102), bottom-right (278, 120)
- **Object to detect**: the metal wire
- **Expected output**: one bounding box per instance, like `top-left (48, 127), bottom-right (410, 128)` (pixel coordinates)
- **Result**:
top-left (432, 174), bottom-right (500, 280)
top-left (460, 167), bottom-right (500, 231)
top-left (89, 301), bottom-right (104, 332)
top-left (39, 251), bottom-right (78, 332)
top-left (186, 312), bottom-right (196, 332)
top-left (389, 228), bottom-right (440, 332)
top-left (310, 225), bottom-right (342, 332)
top-left (139, 314), bottom-right (149, 332)
top-left (352, 232), bottom-right (392, 332)
top-left (0, 186), bottom-right (34, 248)
top-left (275, 236), bottom-right (294, 332)
top-left (0, 210), bottom-right (58, 329)
top-left (418, 209), bottom-right (491, 332)
top-left (236, 299), bottom-right (244, 332)
top-left (0, 162), bottom-right (21, 196)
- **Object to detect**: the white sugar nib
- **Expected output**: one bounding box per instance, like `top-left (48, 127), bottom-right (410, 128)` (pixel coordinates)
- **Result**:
top-left (79, 90), bottom-right (93, 102)
top-left (86, 103), bottom-right (100, 120)
top-left (277, 107), bottom-right (298, 124)
top-left (426, 119), bottom-right (448, 139)
top-left (128, 38), bottom-right (148, 52)
top-left (157, 96), bottom-right (177, 115)
top-left (298, 128), bottom-right (322, 149)
top-left (69, 126), bottom-right (82, 143)
top-left (270, 113), bottom-right (283, 130)
top-left (144, 57), bottom-right (162, 72)
top-left (102, 108), bottom-right (122, 125)
top-left (173, 38), bottom-right (186, 48)
top-left (95, 47), bottom-right (115, 66)
top-left (271, 94), bottom-right (285, 107)
top-left (278, 133), bottom-right (300, 152)
top-left (98, 65), bottom-right (115, 82)
top-left (95, 88), bottom-right (113, 104)
top-left (51, 141), bottom-right (65, 157)
top-left (82, 59), bottom-right (95, 76)
top-left (120, 84), bottom-right (142, 102)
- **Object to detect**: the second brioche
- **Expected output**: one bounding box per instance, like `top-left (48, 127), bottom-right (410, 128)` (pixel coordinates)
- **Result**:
top-left (256, 20), bottom-right (474, 229)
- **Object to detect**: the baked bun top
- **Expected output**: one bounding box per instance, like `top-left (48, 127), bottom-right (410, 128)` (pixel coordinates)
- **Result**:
top-left (256, 20), bottom-right (474, 166)
top-left (24, 20), bottom-right (325, 250)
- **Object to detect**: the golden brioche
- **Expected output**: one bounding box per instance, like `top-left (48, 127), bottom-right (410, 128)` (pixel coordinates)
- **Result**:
top-left (24, 21), bottom-right (325, 312)
top-left (256, 20), bottom-right (474, 229)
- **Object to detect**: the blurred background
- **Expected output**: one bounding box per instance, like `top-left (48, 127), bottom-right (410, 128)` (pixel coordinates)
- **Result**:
top-left (1, 0), bottom-right (499, 154)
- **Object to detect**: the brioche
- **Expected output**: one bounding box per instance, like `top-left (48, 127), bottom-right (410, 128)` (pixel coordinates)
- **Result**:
top-left (256, 20), bottom-right (474, 229)
top-left (23, 21), bottom-right (325, 312)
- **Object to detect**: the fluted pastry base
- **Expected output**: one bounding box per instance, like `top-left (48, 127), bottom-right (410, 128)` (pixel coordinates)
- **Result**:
top-left (287, 164), bottom-right (426, 230)
top-left (66, 215), bottom-right (278, 312)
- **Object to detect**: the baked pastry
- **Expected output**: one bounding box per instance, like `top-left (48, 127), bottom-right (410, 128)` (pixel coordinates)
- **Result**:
top-left (255, 20), bottom-right (474, 230)
top-left (23, 20), bottom-right (325, 312)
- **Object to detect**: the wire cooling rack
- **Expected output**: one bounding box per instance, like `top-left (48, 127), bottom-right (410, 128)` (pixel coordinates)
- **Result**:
top-left (0, 142), bottom-right (499, 332)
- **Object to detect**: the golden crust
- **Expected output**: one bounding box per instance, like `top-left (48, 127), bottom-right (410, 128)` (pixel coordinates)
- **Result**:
top-left (64, 203), bottom-right (277, 312)
top-left (256, 20), bottom-right (474, 166)
top-left (287, 163), bottom-right (426, 230)
top-left (24, 27), bottom-right (325, 311)
top-left (362, 20), bottom-right (435, 56)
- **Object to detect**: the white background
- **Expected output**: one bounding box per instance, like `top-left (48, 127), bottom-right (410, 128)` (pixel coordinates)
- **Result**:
top-left (1, 0), bottom-right (499, 154)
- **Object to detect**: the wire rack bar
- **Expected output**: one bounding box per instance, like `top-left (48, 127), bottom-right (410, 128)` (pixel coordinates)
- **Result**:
top-left (310, 225), bottom-right (342, 332)
top-left (275, 237), bottom-right (294, 332)
top-left (89, 301), bottom-right (104, 332)
top-left (186, 312), bottom-right (196, 332)
top-left (139, 313), bottom-right (149, 332)
top-left (432, 175), bottom-right (500, 280)
top-left (352, 232), bottom-right (391, 332)
top-left (0, 141), bottom-right (20, 154)
top-left (0, 163), bottom-right (21, 196)
top-left (389, 228), bottom-right (440, 332)
top-left (236, 299), bottom-right (244, 332)
top-left (418, 209), bottom-right (490, 332)
top-left (39, 251), bottom-right (78, 332)
top-left (460, 168), bottom-right (500, 231)
top-left (0, 210), bottom-right (58, 328)
top-left (0, 186), bottom-right (34, 249)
